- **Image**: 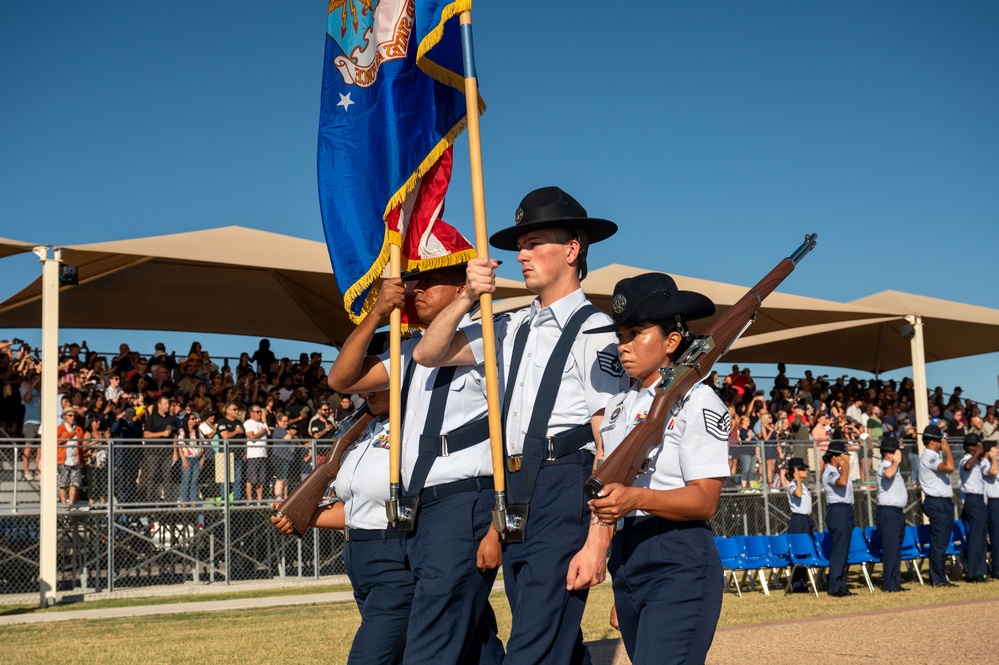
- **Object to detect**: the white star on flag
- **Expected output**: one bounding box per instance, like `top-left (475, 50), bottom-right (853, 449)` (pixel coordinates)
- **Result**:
top-left (337, 92), bottom-right (354, 111)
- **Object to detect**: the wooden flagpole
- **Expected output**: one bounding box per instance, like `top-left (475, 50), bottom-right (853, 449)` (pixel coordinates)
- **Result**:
top-left (459, 11), bottom-right (517, 538)
top-left (386, 242), bottom-right (411, 526)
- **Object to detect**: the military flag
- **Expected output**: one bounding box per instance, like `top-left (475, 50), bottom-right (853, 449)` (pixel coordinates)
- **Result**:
top-left (318, 0), bottom-right (480, 324)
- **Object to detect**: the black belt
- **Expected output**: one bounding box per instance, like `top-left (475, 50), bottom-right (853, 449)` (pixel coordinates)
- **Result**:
top-left (345, 528), bottom-right (408, 542)
top-left (507, 448), bottom-right (594, 473)
top-left (620, 515), bottom-right (710, 533)
top-left (419, 476), bottom-right (494, 504)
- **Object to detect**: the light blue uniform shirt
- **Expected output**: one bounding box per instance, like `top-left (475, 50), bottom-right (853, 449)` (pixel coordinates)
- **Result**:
top-left (822, 463), bottom-right (853, 505)
top-left (958, 454), bottom-right (987, 496)
top-left (598, 383), bottom-right (730, 518)
top-left (983, 458), bottom-right (999, 500)
top-left (919, 449), bottom-right (954, 498)
top-left (787, 480), bottom-right (812, 515)
top-left (335, 418), bottom-right (393, 531)
top-left (876, 459), bottom-right (908, 508)
top-left (467, 289), bottom-right (628, 456)
top-left (380, 316), bottom-right (492, 489)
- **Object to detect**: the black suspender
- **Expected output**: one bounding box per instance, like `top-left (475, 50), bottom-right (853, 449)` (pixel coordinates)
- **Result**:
top-left (505, 304), bottom-right (599, 505)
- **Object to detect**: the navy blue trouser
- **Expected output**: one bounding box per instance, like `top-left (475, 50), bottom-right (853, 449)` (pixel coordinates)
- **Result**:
top-left (961, 493), bottom-right (987, 579)
top-left (922, 495), bottom-right (954, 584)
top-left (876, 506), bottom-right (905, 590)
top-left (403, 481), bottom-right (503, 665)
top-left (503, 453), bottom-right (592, 665)
top-left (988, 499), bottom-right (999, 578)
top-left (344, 537), bottom-right (415, 665)
top-left (609, 519), bottom-right (723, 665)
top-left (787, 513), bottom-right (814, 591)
top-left (825, 504), bottom-right (854, 594)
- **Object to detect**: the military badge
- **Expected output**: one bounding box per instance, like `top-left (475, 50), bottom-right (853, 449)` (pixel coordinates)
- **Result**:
top-left (612, 293), bottom-right (627, 314)
top-left (596, 350), bottom-right (625, 377)
top-left (702, 409), bottom-right (730, 441)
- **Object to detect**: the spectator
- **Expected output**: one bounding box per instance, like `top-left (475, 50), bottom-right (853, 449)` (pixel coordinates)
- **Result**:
top-left (251, 339), bottom-right (276, 375)
top-left (243, 404), bottom-right (269, 502)
top-left (20, 365), bottom-right (42, 481)
top-left (111, 403), bottom-right (143, 504)
top-left (737, 415), bottom-right (759, 489)
top-left (141, 396), bottom-right (177, 503)
top-left (55, 408), bottom-right (85, 506)
top-left (216, 402), bottom-right (245, 500)
top-left (177, 412), bottom-right (206, 507)
top-left (271, 413), bottom-right (295, 502)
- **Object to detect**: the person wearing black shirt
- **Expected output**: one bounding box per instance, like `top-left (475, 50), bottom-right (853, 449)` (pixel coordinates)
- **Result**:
top-left (142, 396), bottom-right (177, 503)
top-left (216, 402), bottom-right (246, 500)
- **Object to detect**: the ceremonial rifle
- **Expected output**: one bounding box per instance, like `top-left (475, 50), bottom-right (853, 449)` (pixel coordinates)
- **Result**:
top-left (275, 404), bottom-right (373, 538)
top-left (584, 234), bottom-right (818, 500)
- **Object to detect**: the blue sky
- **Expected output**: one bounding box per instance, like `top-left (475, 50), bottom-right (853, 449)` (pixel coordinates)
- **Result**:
top-left (1, 2), bottom-right (997, 401)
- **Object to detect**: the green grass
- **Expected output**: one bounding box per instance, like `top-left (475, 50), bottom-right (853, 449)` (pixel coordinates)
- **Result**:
top-left (2, 571), bottom-right (996, 664)
top-left (0, 583), bottom-right (352, 617)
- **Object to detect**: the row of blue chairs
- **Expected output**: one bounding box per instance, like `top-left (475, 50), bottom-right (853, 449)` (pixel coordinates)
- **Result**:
top-left (714, 521), bottom-right (969, 598)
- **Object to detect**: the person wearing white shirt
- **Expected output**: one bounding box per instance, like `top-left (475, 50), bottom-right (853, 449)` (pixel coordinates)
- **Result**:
top-left (958, 433), bottom-right (988, 582)
top-left (981, 440), bottom-right (999, 579)
top-left (243, 406), bottom-right (269, 502)
top-left (583, 272), bottom-right (724, 665)
top-left (330, 261), bottom-right (503, 665)
top-left (785, 458), bottom-right (813, 592)
top-left (876, 439), bottom-right (908, 592)
top-left (414, 188), bottom-right (627, 665)
top-left (918, 424), bottom-right (956, 586)
top-left (822, 439), bottom-right (855, 596)
top-left (270, 390), bottom-right (414, 664)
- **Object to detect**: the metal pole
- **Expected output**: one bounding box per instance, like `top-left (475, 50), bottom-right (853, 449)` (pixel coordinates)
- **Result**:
top-left (36, 246), bottom-right (59, 607)
top-left (813, 440), bottom-right (824, 532)
top-left (760, 439), bottom-right (771, 536)
top-left (312, 439), bottom-right (320, 580)
top-left (223, 439), bottom-right (231, 585)
top-left (107, 438), bottom-right (116, 593)
top-left (909, 315), bottom-right (929, 455)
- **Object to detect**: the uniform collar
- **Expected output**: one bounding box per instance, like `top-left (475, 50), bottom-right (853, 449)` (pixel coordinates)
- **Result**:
top-left (528, 288), bottom-right (587, 329)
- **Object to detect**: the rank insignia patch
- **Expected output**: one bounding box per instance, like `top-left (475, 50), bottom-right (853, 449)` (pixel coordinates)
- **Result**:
top-left (596, 350), bottom-right (625, 377)
top-left (702, 409), bottom-right (730, 441)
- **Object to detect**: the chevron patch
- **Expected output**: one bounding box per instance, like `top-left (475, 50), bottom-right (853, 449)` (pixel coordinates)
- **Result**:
top-left (703, 409), bottom-right (730, 441)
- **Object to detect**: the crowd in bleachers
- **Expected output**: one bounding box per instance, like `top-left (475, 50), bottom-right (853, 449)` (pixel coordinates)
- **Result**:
top-left (3, 339), bottom-right (998, 506)
top-left (704, 363), bottom-right (999, 490)
top-left (0, 338), bottom-right (353, 506)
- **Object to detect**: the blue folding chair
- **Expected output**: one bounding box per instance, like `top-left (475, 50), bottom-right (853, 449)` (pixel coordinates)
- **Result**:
top-left (864, 525), bottom-right (882, 559)
top-left (767, 534), bottom-right (793, 578)
top-left (741, 535), bottom-right (780, 595)
top-left (847, 527), bottom-right (878, 592)
top-left (901, 526), bottom-right (925, 585)
top-left (715, 536), bottom-right (753, 598)
top-left (814, 530), bottom-right (832, 560)
top-left (915, 524), bottom-right (931, 557)
top-left (786, 532), bottom-right (829, 597)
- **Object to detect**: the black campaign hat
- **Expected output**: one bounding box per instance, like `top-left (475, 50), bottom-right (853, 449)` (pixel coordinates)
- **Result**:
top-left (489, 187), bottom-right (618, 251)
top-left (787, 457), bottom-right (809, 471)
top-left (921, 424), bottom-right (944, 441)
top-left (827, 440), bottom-right (847, 455)
top-left (400, 262), bottom-right (468, 281)
top-left (964, 432), bottom-right (983, 448)
top-left (880, 439), bottom-right (900, 454)
top-left (584, 272), bottom-right (715, 335)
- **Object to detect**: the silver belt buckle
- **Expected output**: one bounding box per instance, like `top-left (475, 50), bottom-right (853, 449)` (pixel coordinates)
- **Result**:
top-left (343, 529), bottom-right (351, 542)
top-left (440, 433), bottom-right (449, 457)
top-left (545, 436), bottom-right (556, 461)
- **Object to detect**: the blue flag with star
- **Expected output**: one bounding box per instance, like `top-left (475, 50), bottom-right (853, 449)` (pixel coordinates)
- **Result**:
top-left (318, 0), bottom-right (481, 323)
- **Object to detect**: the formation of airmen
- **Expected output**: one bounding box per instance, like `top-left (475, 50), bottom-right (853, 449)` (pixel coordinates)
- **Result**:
top-left (273, 186), bottom-right (731, 665)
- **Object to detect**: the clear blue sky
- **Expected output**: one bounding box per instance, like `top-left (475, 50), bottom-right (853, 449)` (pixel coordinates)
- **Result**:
top-left (1, 2), bottom-right (997, 401)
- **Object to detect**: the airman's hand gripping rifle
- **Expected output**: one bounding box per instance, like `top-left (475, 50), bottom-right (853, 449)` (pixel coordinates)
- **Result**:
top-left (274, 405), bottom-right (373, 537)
top-left (584, 234), bottom-right (818, 500)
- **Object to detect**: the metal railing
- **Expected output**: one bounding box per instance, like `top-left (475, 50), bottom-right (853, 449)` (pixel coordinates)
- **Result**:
top-left (0, 436), bottom-right (966, 600)
top-left (0, 437), bottom-right (346, 599)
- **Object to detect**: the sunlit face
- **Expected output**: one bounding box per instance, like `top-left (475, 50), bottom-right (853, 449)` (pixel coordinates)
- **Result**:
top-left (410, 272), bottom-right (463, 323)
top-left (516, 229), bottom-right (576, 294)
top-left (615, 323), bottom-right (676, 388)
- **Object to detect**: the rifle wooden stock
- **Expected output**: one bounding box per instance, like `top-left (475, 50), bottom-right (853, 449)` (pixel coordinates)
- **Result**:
top-left (585, 235), bottom-right (817, 500)
top-left (276, 406), bottom-right (373, 538)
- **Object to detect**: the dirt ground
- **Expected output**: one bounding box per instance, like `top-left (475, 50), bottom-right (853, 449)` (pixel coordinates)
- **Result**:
top-left (587, 597), bottom-right (999, 665)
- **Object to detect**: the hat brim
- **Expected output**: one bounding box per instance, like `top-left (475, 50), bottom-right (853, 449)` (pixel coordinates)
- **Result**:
top-left (400, 262), bottom-right (469, 281)
top-left (583, 291), bottom-right (716, 335)
top-left (489, 218), bottom-right (618, 251)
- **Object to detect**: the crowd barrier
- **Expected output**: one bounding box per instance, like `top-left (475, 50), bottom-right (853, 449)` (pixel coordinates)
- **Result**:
top-left (0, 437), bottom-right (967, 602)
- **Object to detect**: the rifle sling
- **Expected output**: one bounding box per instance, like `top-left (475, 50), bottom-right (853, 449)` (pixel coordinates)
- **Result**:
top-left (506, 304), bottom-right (599, 505)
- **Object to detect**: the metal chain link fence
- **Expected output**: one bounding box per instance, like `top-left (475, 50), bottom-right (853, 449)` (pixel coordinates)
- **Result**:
top-left (2, 436), bottom-right (966, 601)
top-left (1, 437), bottom-right (347, 600)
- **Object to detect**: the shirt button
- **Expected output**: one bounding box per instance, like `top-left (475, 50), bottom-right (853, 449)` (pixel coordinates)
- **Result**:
top-left (512, 412), bottom-right (517, 418)
top-left (527, 353), bottom-right (532, 358)
top-left (519, 382), bottom-right (523, 387)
